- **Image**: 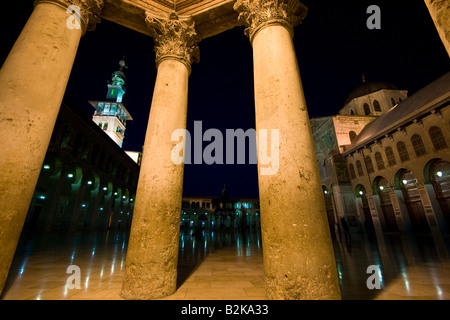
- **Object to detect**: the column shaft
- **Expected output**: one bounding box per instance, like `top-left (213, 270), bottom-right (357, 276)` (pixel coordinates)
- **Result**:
top-left (0, 2), bottom-right (82, 294)
top-left (252, 24), bottom-right (341, 299)
top-left (121, 58), bottom-right (189, 299)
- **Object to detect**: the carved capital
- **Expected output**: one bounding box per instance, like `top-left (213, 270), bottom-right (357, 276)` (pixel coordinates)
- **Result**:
top-left (145, 11), bottom-right (200, 71)
top-left (34, 0), bottom-right (103, 33)
top-left (233, 0), bottom-right (307, 41)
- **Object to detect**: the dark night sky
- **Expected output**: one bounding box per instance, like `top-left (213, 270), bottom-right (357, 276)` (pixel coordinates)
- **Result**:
top-left (2, 0), bottom-right (449, 199)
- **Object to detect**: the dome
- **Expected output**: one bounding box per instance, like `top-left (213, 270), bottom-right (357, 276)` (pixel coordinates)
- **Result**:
top-left (344, 81), bottom-right (398, 106)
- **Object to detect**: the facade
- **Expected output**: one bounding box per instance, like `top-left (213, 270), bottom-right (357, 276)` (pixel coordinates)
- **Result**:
top-left (23, 101), bottom-right (140, 235)
top-left (312, 78), bottom-right (408, 231)
top-left (313, 72), bottom-right (450, 236)
top-left (2, 0), bottom-right (447, 300)
top-left (343, 72), bottom-right (450, 236)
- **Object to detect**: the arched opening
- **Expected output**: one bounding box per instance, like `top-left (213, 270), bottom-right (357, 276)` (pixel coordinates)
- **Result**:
top-left (349, 131), bottom-right (357, 142)
top-left (374, 176), bottom-right (398, 232)
top-left (398, 169), bottom-right (429, 233)
top-left (397, 141), bottom-right (410, 162)
top-left (428, 159), bottom-right (450, 229)
top-left (363, 103), bottom-right (371, 115)
top-left (322, 186), bottom-right (336, 231)
top-left (373, 100), bottom-right (381, 112)
top-left (411, 134), bottom-right (426, 157)
top-left (429, 126), bottom-right (448, 151)
top-left (355, 184), bottom-right (374, 234)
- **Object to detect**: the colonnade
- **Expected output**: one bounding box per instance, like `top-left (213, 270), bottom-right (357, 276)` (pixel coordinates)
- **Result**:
top-left (3, 0), bottom-right (446, 299)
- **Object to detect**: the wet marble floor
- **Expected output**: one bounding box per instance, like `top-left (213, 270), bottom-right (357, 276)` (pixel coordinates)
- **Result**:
top-left (1, 227), bottom-right (450, 300)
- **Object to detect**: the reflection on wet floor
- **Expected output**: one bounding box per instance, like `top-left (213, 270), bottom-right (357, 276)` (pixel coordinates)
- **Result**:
top-left (1, 226), bottom-right (450, 300)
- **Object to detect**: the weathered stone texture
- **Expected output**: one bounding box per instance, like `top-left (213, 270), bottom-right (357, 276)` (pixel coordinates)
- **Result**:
top-left (424, 0), bottom-right (450, 57)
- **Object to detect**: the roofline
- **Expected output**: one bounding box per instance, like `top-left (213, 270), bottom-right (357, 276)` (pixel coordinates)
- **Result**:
top-left (342, 96), bottom-right (450, 157)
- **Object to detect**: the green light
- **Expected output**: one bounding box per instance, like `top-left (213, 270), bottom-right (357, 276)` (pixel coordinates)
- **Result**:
top-left (43, 165), bottom-right (50, 170)
top-left (437, 171), bottom-right (443, 178)
top-left (111, 89), bottom-right (115, 95)
top-left (87, 181), bottom-right (92, 185)
top-left (67, 173), bottom-right (73, 178)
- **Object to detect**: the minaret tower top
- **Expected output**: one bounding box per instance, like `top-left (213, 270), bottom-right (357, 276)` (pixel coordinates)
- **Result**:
top-left (90, 58), bottom-right (133, 148)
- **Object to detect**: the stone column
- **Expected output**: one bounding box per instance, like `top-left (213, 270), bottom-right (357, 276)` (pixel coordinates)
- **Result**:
top-left (0, 0), bottom-right (102, 294)
top-left (234, 0), bottom-right (340, 300)
top-left (424, 0), bottom-right (450, 58)
top-left (121, 11), bottom-right (199, 300)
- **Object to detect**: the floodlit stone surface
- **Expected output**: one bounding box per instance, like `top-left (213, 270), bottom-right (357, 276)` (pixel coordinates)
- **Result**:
top-left (424, 0), bottom-right (450, 57)
top-left (0, 1), bottom-right (85, 294)
top-left (236, 0), bottom-right (341, 299)
top-left (121, 58), bottom-right (190, 299)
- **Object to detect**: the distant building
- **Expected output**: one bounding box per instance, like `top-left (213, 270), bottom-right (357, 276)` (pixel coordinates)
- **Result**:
top-left (343, 72), bottom-right (450, 235)
top-left (22, 101), bottom-right (140, 235)
top-left (181, 187), bottom-right (261, 232)
top-left (312, 77), bottom-right (408, 231)
top-left (312, 72), bottom-right (450, 236)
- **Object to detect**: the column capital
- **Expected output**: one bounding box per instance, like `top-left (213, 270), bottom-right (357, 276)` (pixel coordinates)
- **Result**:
top-left (34, 0), bottom-right (104, 33)
top-left (233, 0), bottom-right (307, 42)
top-left (145, 11), bottom-right (200, 73)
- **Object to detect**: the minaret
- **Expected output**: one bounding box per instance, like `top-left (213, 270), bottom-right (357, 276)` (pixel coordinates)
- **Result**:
top-left (90, 58), bottom-right (133, 148)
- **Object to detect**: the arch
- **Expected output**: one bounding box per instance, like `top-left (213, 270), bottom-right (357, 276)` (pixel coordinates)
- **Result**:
top-left (364, 156), bottom-right (375, 174)
top-left (373, 176), bottom-right (398, 232)
top-left (356, 160), bottom-right (364, 176)
top-left (411, 134), bottom-right (426, 156)
top-left (348, 163), bottom-right (356, 180)
top-left (427, 159), bottom-right (450, 229)
top-left (391, 97), bottom-right (396, 107)
top-left (396, 141), bottom-right (410, 162)
top-left (397, 169), bottom-right (429, 232)
top-left (429, 126), bottom-right (448, 151)
top-left (374, 152), bottom-right (385, 170)
top-left (363, 103), bottom-right (371, 115)
top-left (373, 99), bottom-right (381, 112)
top-left (385, 146), bottom-right (397, 167)
top-left (355, 184), bottom-right (374, 233)
top-left (349, 131), bottom-right (357, 142)
top-left (322, 186), bottom-right (336, 231)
